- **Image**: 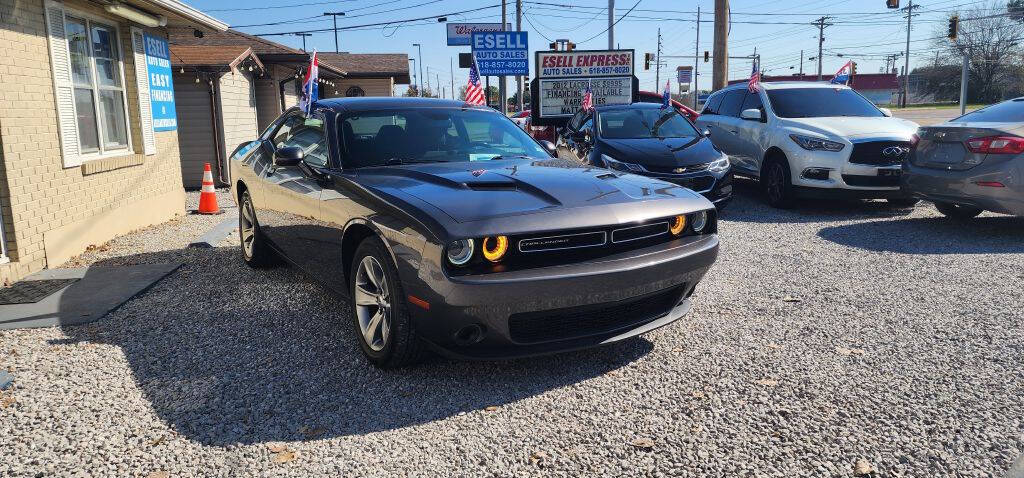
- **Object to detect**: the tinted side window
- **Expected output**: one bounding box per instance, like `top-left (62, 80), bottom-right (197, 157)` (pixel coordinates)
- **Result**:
top-left (271, 114), bottom-right (306, 149)
top-left (741, 91), bottom-right (763, 113)
top-left (279, 117), bottom-right (328, 167)
top-left (957, 99), bottom-right (1024, 122)
top-left (702, 92), bottom-right (724, 114)
top-left (718, 90), bottom-right (746, 117)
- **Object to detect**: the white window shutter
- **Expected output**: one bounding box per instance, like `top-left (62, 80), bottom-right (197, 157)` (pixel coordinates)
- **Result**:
top-left (43, 0), bottom-right (81, 167)
top-left (131, 27), bottom-right (156, 156)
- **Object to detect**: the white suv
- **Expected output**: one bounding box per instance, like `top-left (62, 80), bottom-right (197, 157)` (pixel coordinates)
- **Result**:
top-left (695, 81), bottom-right (920, 208)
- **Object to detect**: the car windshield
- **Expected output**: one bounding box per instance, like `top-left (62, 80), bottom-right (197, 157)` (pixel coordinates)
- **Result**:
top-left (765, 88), bottom-right (884, 118)
top-left (954, 99), bottom-right (1024, 122)
top-left (339, 108), bottom-right (549, 168)
top-left (598, 108), bottom-right (699, 139)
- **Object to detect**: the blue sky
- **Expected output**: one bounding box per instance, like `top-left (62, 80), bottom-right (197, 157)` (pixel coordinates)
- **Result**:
top-left (184, 0), bottom-right (1001, 96)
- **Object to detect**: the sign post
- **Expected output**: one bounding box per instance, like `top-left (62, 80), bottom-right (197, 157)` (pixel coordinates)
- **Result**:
top-left (144, 33), bottom-right (176, 131)
top-left (530, 49), bottom-right (636, 126)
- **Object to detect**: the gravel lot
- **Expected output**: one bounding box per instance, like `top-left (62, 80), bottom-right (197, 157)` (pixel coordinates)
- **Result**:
top-left (2, 186), bottom-right (1022, 477)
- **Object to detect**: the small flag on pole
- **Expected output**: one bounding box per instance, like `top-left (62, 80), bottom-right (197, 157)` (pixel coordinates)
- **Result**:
top-left (747, 59), bottom-right (761, 93)
top-left (299, 51), bottom-right (319, 115)
top-left (465, 59), bottom-right (486, 106)
top-left (661, 80), bottom-right (671, 108)
top-left (581, 82), bottom-right (593, 111)
top-left (830, 60), bottom-right (853, 85)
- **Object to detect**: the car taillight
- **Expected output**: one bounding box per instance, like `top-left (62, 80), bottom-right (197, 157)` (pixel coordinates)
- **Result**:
top-left (964, 135), bottom-right (1024, 154)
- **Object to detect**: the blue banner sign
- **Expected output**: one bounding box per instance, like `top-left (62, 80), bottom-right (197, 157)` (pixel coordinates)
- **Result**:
top-left (144, 33), bottom-right (176, 131)
top-left (471, 31), bottom-right (528, 76)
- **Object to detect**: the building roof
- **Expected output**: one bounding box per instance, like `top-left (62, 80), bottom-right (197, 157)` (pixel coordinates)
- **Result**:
top-left (729, 73), bottom-right (899, 90)
top-left (170, 45), bottom-right (264, 73)
top-left (317, 53), bottom-right (410, 83)
top-left (167, 27), bottom-right (346, 77)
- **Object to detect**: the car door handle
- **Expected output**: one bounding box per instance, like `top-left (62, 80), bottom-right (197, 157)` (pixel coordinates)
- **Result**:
top-left (729, 130), bottom-right (739, 134)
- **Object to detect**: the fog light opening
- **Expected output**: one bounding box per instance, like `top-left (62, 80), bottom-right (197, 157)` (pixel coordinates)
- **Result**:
top-left (454, 324), bottom-right (486, 345)
top-left (801, 167), bottom-right (832, 181)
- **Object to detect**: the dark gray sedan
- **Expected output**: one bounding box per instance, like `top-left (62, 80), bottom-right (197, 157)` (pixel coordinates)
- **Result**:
top-left (229, 98), bottom-right (719, 368)
top-left (903, 98), bottom-right (1024, 218)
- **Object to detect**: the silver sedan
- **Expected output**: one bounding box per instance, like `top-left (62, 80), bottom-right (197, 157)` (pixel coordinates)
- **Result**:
top-left (903, 97), bottom-right (1024, 218)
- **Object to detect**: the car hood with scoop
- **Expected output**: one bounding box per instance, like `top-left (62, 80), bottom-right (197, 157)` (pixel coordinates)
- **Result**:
top-left (350, 158), bottom-right (712, 236)
top-left (598, 136), bottom-right (723, 168)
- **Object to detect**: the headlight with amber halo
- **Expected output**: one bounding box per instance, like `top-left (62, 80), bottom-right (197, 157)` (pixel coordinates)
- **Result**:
top-left (670, 215), bottom-right (687, 236)
top-left (481, 235), bottom-right (509, 262)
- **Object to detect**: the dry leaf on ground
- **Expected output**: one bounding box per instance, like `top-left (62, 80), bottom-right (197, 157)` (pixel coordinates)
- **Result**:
top-left (630, 437), bottom-right (655, 449)
top-left (529, 451), bottom-right (549, 467)
top-left (272, 450), bottom-right (298, 464)
top-left (146, 472), bottom-right (170, 478)
top-left (484, 406), bottom-right (499, 412)
top-left (836, 346), bottom-right (866, 356)
top-left (266, 443), bottom-right (288, 453)
top-left (756, 379), bottom-right (779, 387)
top-left (854, 458), bottom-right (874, 475)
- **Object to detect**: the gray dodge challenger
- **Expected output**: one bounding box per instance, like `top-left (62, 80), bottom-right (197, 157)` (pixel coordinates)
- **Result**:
top-left (230, 97), bottom-right (719, 368)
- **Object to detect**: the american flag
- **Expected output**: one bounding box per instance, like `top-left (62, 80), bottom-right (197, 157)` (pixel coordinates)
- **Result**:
top-left (661, 79), bottom-right (671, 108)
top-left (465, 59), bottom-right (485, 106)
top-left (747, 59), bottom-right (761, 93)
top-left (581, 83), bottom-right (593, 111)
top-left (299, 50), bottom-right (319, 115)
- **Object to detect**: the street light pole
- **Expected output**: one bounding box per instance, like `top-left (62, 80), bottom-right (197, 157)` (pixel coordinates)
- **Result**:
top-left (323, 12), bottom-right (345, 53)
top-left (409, 58), bottom-right (417, 95)
top-left (412, 43), bottom-right (424, 98)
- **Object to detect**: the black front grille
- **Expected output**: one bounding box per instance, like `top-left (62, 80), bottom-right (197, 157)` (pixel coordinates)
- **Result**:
top-left (665, 175), bottom-right (716, 192)
top-left (849, 141), bottom-right (911, 166)
top-left (842, 174), bottom-right (901, 187)
top-left (508, 286), bottom-right (684, 344)
top-left (645, 163), bottom-right (710, 174)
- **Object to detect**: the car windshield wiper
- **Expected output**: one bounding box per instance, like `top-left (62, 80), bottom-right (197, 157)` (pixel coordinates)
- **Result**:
top-left (382, 157), bottom-right (448, 165)
top-left (488, 154), bottom-right (534, 160)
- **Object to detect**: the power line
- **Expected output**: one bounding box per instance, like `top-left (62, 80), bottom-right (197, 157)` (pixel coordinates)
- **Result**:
top-left (578, 0), bottom-right (641, 43)
top-left (249, 4), bottom-right (502, 36)
top-left (207, 0), bottom-right (359, 13)
top-left (230, 0), bottom-right (445, 28)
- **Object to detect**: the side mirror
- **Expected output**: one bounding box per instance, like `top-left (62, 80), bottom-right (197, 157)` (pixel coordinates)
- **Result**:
top-left (703, 129), bottom-right (711, 137)
top-left (879, 107), bottom-right (893, 117)
top-left (540, 140), bottom-right (558, 157)
top-left (740, 108), bottom-right (762, 121)
top-left (274, 146), bottom-right (304, 167)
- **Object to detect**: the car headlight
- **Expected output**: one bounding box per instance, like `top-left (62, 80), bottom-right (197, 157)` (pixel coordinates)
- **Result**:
top-left (446, 239), bottom-right (474, 266)
top-left (670, 215), bottom-right (687, 235)
top-left (690, 210), bottom-right (708, 233)
top-left (708, 155), bottom-right (731, 173)
top-left (789, 134), bottom-right (845, 152)
top-left (601, 154), bottom-right (646, 173)
top-left (481, 236), bottom-right (508, 262)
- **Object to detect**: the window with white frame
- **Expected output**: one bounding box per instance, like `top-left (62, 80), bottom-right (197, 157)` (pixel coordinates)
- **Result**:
top-left (65, 16), bottom-right (129, 154)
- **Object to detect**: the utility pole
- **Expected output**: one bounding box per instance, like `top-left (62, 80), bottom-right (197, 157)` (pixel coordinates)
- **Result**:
top-left (516, 0), bottom-right (524, 112)
top-left (412, 43), bottom-right (424, 97)
top-left (497, 0), bottom-right (507, 114)
top-left (655, 28), bottom-right (662, 90)
top-left (450, 57), bottom-right (456, 101)
top-left (323, 12), bottom-right (345, 53)
top-left (409, 58), bottom-right (417, 95)
top-left (813, 16), bottom-right (833, 81)
top-left (901, 1), bottom-right (918, 107)
top-left (959, 52), bottom-right (969, 115)
top-left (608, 0), bottom-right (615, 49)
top-left (437, 72), bottom-right (441, 98)
top-left (294, 33), bottom-right (312, 52)
top-left (799, 49), bottom-right (803, 76)
top-left (425, 66), bottom-right (431, 96)
top-left (712, 0), bottom-right (728, 90)
top-left (693, 5), bottom-right (700, 108)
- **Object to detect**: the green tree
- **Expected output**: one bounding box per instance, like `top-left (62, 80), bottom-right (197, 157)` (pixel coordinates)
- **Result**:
top-left (932, 1), bottom-right (1024, 102)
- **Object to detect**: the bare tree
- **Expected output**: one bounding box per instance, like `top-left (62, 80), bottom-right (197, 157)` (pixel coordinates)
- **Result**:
top-left (933, 1), bottom-right (1024, 102)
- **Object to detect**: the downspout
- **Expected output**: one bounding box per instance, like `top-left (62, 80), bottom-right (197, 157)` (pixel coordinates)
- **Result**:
top-left (209, 73), bottom-right (226, 185)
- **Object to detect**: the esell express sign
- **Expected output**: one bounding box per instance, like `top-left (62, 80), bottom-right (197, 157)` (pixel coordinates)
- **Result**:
top-left (537, 51), bottom-right (633, 78)
top-left (539, 77), bottom-right (632, 117)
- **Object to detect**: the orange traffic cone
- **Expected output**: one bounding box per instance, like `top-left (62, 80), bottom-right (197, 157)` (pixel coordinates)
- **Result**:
top-left (197, 163), bottom-right (222, 215)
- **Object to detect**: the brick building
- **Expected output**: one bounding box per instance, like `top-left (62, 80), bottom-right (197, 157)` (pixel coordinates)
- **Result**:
top-left (0, 0), bottom-right (226, 285)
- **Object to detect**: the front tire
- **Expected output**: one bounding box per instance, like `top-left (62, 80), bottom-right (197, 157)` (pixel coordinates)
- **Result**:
top-left (762, 157), bottom-right (795, 209)
top-left (934, 201), bottom-right (982, 219)
top-left (238, 190), bottom-right (275, 268)
top-left (350, 237), bottom-right (425, 368)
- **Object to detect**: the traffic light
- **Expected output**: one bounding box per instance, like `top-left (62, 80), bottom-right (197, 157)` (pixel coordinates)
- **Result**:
top-left (948, 15), bottom-right (959, 41)
top-left (851, 62), bottom-right (857, 75)
top-left (549, 41), bottom-right (557, 50)
top-left (886, 0), bottom-right (900, 8)
top-left (703, 51), bottom-right (709, 62)
top-left (567, 41), bottom-right (576, 51)
top-left (644, 53), bottom-right (652, 70)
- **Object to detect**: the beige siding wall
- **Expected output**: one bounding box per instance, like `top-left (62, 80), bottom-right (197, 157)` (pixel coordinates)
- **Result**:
top-left (324, 78), bottom-right (395, 98)
top-left (0, 0), bottom-right (185, 285)
top-left (217, 71), bottom-right (258, 173)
